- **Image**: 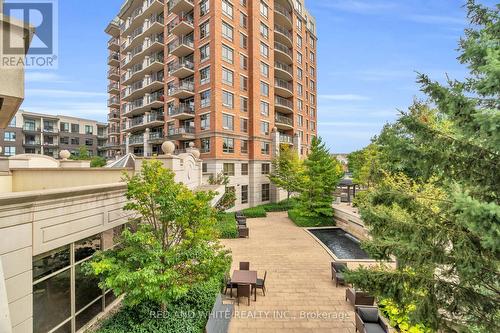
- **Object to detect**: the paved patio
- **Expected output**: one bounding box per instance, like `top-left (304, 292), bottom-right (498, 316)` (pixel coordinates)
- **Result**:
top-left (221, 212), bottom-right (359, 333)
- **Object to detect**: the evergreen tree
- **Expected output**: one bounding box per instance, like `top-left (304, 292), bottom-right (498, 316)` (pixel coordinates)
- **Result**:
top-left (345, 2), bottom-right (500, 332)
top-left (299, 137), bottom-right (343, 217)
top-left (268, 145), bottom-right (305, 199)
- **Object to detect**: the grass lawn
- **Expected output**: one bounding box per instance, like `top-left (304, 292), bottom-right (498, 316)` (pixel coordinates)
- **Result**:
top-left (288, 209), bottom-right (335, 227)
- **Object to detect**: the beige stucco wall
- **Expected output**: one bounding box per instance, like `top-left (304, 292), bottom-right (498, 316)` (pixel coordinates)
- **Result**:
top-left (333, 204), bottom-right (369, 240)
top-left (0, 183), bottom-right (130, 333)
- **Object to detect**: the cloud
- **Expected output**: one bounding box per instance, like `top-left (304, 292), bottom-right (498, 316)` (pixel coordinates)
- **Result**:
top-left (408, 14), bottom-right (465, 25)
top-left (319, 94), bottom-right (371, 101)
top-left (26, 88), bottom-right (108, 98)
top-left (316, 0), bottom-right (398, 14)
top-left (25, 72), bottom-right (72, 83)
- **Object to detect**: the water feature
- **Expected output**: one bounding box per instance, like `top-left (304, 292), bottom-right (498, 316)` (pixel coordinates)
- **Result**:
top-left (309, 228), bottom-right (371, 260)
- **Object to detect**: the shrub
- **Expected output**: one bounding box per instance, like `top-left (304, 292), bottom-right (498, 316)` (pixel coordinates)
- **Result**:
top-left (242, 206), bottom-right (267, 218)
top-left (215, 213), bottom-right (238, 239)
top-left (378, 299), bottom-right (432, 333)
top-left (288, 208), bottom-right (334, 227)
top-left (95, 275), bottom-right (226, 333)
top-left (91, 156), bottom-right (107, 168)
top-left (261, 198), bottom-right (298, 212)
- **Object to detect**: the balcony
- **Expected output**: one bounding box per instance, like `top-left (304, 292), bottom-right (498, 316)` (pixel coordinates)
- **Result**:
top-left (275, 78), bottom-right (293, 98)
top-left (167, 126), bottom-right (195, 140)
top-left (43, 127), bottom-right (59, 134)
top-left (168, 36), bottom-right (194, 58)
top-left (108, 37), bottom-right (120, 52)
top-left (23, 139), bottom-right (41, 147)
top-left (108, 52), bottom-right (120, 67)
top-left (108, 126), bottom-right (120, 135)
top-left (275, 113), bottom-right (294, 130)
top-left (123, 34), bottom-right (164, 70)
top-left (22, 125), bottom-right (41, 133)
top-left (168, 14), bottom-right (194, 36)
top-left (108, 82), bottom-right (120, 95)
top-left (275, 61), bottom-right (293, 81)
top-left (123, 72), bottom-right (164, 102)
top-left (148, 131), bottom-right (164, 143)
top-left (108, 110), bottom-right (120, 122)
top-left (129, 135), bottom-right (144, 146)
top-left (274, 2), bottom-right (293, 28)
top-left (108, 97), bottom-right (120, 108)
top-left (275, 96), bottom-right (294, 114)
top-left (124, 14), bottom-right (164, 52)
top-left (167, 81), bottom-right (194, 99)
top-left (108, 68), bottom-right (120, 81)
top-left (122, 91), bottom-right (164, 117)
top-left (279, 133), bottom-right (294, 145)
top-left (168, 59), bottom-right (194, 79)
top-left (169, 103), bottom-right (195, 120)
top-left (146, 112), bottom-right (164, 126)
top-left (274, 24), bottom-right (293, 47)
top-left (122, 53), bottom-right (164, 85)
top-left (126, 117), bottom-right (145, 132)
top-left (43, 141), bottom-right (59, 147)
top-left (169, 0), bottom-right (194, 15)
top-left (274, 41), bottom-right (293, 64)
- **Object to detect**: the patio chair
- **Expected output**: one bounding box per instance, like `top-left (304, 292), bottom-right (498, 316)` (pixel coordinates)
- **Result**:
top-left (239, 262), bottom-right (250, 270)
top-left (346, 288), bottom-right (375, 306)
top-left (223, 273), bottom-right (236, 298)
top-left (355, 306), bottom-right (390, 333)
top-left (331, 262), bottom-right (348, 287)
top-left (254, 271), bottom-right (267, 296)
top-left (236, 283), bottom-right (252, 306)
top-left (238, 226), bottom-right (249, 238)
top-left (236, 217), bottom-right (247, 226)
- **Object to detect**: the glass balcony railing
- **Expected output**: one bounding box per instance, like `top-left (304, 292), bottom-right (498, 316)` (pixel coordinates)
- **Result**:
top-left (170, 103), bottom-right (195, 116)
top-left (275, 96), bottom-right (294, 109)
top-left (275, 78), bottom-right (293, 91)
top-left (274, 41), bottom-right (293, 58)
top-left (275, 114), bottom-right (294, 126)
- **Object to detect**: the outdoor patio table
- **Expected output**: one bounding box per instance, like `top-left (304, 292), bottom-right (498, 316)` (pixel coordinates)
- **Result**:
top-left (232, 270), bottom-right (258, 301)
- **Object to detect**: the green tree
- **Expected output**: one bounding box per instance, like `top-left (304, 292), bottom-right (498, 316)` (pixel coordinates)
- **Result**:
top-left (299, 137), bottom-right (343, 217)
top-left (347, 143), bottom-right (379, 187)
top-left (345, 2), bottom-right (500, 332)
top-left (208, 171), bottom-right (236, 212)
top-left (70, 146), bottom-right (91, 160)
top-left (90, 156), bottom-right (107, 167)
top-left (86, 160), bottom-right (231, 309)
top-left (268, 145), bottom-right (305, 199)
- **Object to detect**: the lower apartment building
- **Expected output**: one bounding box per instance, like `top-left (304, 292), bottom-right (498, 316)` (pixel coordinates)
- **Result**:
top-left (0, 110), bottom-right (108, 158)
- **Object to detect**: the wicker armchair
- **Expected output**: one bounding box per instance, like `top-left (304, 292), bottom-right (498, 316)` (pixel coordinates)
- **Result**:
top-left (355, 306), bottom-right (390, 333)
top-left (346, 288), bottom-right (375, 306)
top-left (331, 262), bottom-right (348, 287)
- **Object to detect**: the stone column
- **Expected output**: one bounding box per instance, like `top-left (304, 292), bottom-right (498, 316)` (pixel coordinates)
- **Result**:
top-left (293, 133), bottom-right (301, 158)
top-left (143, 128), bottom-right (150, 157)
top-left (125, 133), bottom-right (130, 155)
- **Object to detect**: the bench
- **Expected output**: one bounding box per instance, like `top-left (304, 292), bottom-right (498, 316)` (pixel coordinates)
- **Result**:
top-left (205, 294), bottom-right (233, 333)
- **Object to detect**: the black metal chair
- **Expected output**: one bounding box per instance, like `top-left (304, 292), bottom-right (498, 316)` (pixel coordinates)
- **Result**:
top-left (223, 273), bottom-right (236, 297)
top-left (254, 271), bottom-right (267, 296)
top-left (239, 261), bottom-right (250, 270)
top-left (331, 262), bottom-right (348, 287)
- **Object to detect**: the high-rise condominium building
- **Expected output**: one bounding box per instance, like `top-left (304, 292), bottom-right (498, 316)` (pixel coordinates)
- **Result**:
top-left (106, 0), bottom-right (318, 209)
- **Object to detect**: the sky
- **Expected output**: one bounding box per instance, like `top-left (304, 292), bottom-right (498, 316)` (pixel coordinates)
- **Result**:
top-left (17, 0), bottom-right (497, 153)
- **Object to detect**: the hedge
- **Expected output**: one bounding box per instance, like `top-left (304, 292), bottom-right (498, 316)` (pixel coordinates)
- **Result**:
top-left (242, 199), bottom-right (298, 218)
top-left (215, 213), bottom-right (238, 239)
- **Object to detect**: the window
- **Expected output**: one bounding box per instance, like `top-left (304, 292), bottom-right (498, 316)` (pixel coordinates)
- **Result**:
top-left (241, 140), bottom-right (248, 153)
top-left (200, 66), bottom-right (210, 85)
top-left (260, 1), bottom-right (268, 18)
top-left (200, 89), bottom-right (211, 108)
top-left (241, 163), bottom-right (249, 175)
top-left (298, 114), bottom-right (303, 127)
top-left (240, 54), bottom-right (248, 70)
top-left (262, 184), bottom-right (270, 202)
top-left (260, 42), bottom-right (269, 58)
top-left (240, 118), bottom-right (248, 133)
top-left (261, 163), bottom-right (270, 174)
top-left (297, 67), bottom-right (303, 80)
top-left (223, 163), bottom-right (235, 176)
top-left (240, 33), bottom-right (248, 49)
top-left (311, 121), bottom-right (316, 131)
top-left (310, 51), bottom-right (315, 62)
top-left (200, 113), bottom-right (210, 130)
top-left (240, 0), bottom-right (247, 7)
top-left (222, 0), bottom-right (233, 18)
top-left (4, 132), bottom-right (15, 141)
top-left (85, 138), bottom-right (93, 146)
top-left (200, 138), bottom-right (210, 153)
top-left (222, 91), bottom-right (234, 108)
top-left (222, 45), bottom-right (234, 64)
top-left (241, 185), bottom-right (248, 204)
top-left (202, 162), bottom-right (208, 173)
top-left (261, 142), bottom-right (270, 155)
top-left (60, 122), bottom-right (69, 132)
top-left (240, 96), bottom-right (248, 112)
top-left (200, 43), bottom-right (210, 61)
top-left (297, 83), bottom-right (303, 96)
top-left (222, 114), bottom-right (234, 130)
top-left (4, 146), bottom-right (15, 156)
top-left (297, 34), bottom-right (302, 48)
top-left (200, 0), bottom-right (210, 16)
top-left (240, 75), bottom-right (248, 91)
top-left (260, 81), bottom-right (269, 97)
top-left (309, 66), bottom-right (315, 77)
top-left (260, 23), bottom-right (269, 39)
top-left (71, 124), bottom-right (79, 133)
top-left (261, 121), bottom-right (269, 135)
top-left (260, 101), bottom-right (269, 116)
top-left (223, 137), bottom-right (234, 153)
top-left (222, 67), bottom-right (234, 86)
top-left (260, 62), bottom-right (269, 77)
top-left (8, 117), bottom-right (16, 127)
top-left (297, 99), bottom-right (303, 112)
top-left (222, 22), bottom-right (233, 41)
top-left (297, 51), bottom-right (303, 64)
top-left (240, 13), bottom-right (247, 29)
top-left (60, 137), bottom-right (69, 144)
top-left (200, 20), bottom-right (210, 39)
top-left (71, 137), bottom-right (80, 145)
top-left (297, 18), bottom-right (302, 31)
top-left (85, 125), bottom-right (93, 134)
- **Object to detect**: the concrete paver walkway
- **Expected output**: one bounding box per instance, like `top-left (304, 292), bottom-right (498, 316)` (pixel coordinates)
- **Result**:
top-left (221, 212), bottom-right (357, 333)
